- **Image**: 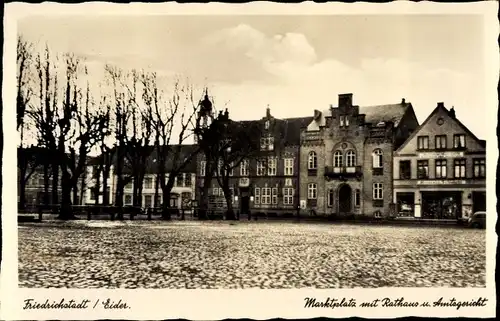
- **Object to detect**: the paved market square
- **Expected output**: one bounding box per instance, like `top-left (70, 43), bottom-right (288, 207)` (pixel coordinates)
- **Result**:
top-left (18, 221), bottom-right (486, 288)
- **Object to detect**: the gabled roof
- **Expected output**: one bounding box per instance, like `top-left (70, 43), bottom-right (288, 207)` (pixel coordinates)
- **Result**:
top-left (359, 102), bottom-right (412, 127)
top-left (396, 104), bottom-right (485, 153)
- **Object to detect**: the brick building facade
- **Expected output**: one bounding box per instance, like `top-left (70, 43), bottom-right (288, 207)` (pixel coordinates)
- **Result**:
top-left (393, 103), bottom-right (486, 220)
top-left (299, 93), bottom-right (419, 218)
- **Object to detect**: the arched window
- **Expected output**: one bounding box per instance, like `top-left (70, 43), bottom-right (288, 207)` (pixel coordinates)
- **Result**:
top-left (333, 150), bottom-right (343, 167)
top-left (308, 151), bottom-right (317, 169)
top-left (346, 150), bottom-right (356, 167)
top-left (373, 149), bottom-right (383, 168)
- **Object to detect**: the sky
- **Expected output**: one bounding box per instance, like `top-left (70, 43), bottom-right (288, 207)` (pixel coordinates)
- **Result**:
top-left (18, 14), bottom-right (488, 139)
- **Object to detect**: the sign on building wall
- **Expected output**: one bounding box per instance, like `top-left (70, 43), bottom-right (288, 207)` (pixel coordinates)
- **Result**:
top-left (417, 180), bottom-right (467, 185)
top-left (418, 151), bottom-right (465, 158)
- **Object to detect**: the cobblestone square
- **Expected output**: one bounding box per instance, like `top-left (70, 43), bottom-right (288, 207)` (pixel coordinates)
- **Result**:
top-left (18, 221), bottom-right (486, 288)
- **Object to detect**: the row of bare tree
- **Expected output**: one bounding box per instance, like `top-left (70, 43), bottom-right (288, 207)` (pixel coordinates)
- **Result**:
top-left (16, 36), bottom-right (263, 220)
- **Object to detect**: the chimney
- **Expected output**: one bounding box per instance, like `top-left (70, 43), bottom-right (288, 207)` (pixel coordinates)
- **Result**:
top-left (313, 109), bottom-right (322, 121)
top-left (449, 106), bottom-right (456, 118)
top-left (401, 98), bottom-right (406, 104)
top-left (338, 93), bottom-right (353, 108)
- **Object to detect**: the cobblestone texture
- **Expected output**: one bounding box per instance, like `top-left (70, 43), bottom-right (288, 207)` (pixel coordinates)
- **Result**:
top-left (18, 221), bottom-right (486, 288)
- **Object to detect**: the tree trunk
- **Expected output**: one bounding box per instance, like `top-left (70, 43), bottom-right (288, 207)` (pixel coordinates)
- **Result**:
top-left (161, 188), bottom-right (171, 220)
top-left (19, 176), bottom-right (27, 210)
top-left (51, 160), bottom-right (59, 208)
top-left (57, 171), bottom-right (75, 220)
top-left (43, 163), bottom-right (50, 207)
top-left (132, 174), bottom-right (140, 207)
top-left (154, 172), bottom-right (160, 208)
top-left (72, 179), bottom-right (79, 206)
top-left (102, 166), bottom-right (109, 206)
top-left (222, 181), bottom-right (236, 220)
top-left (80, 167), bottom-right (87, 206)
top-left (137, 175), bottom-right (144, 208)
top-left (199, 173), bottom-right (211, 220)
top-left (94, 168), bottom-right (101, 206)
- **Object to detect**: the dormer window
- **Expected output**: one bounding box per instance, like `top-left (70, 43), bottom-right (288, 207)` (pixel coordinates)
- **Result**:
top-left (345, 116), bottom-right (349, 127)
top-left (260, 134), bottom-right (274, 151)
top-left (377, 121), bottom-right (386, 127)
top-left (265, 120), bottom-right (270, 130)
top-left (340, 116), bottom-right (345, 127)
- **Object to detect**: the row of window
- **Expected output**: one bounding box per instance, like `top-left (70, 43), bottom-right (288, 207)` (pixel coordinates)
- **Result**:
top-left (399, 158), bottom-right (485, 179)
top-left (200, 158), bottom-right (295, 177)
top-left (307, 183), bottom-right (383, 201)
top-left (125, 173), bottom-right (193, 189)
top-left (417, 134), bottom-right (466, 150)
top-left (254, 187), bottom-right (295, 205)
top-left (307, 149), bottom-right (384, 170)
top-left (123, 192), bottom-right (193, 207)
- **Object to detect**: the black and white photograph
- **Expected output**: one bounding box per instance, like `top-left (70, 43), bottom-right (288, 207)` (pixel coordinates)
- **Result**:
top-left (1, 1), bottom-right (497, 319)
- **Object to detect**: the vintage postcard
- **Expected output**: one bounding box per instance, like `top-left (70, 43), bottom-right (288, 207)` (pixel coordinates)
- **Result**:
top-left (1, 1), bottom-right (498, 320)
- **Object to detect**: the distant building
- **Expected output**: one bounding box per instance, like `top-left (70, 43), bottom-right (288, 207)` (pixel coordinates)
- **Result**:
top-left (299, 94), bottom-right (420, 218)
top-left (393, 103), bottom-right (486, 220)
top-left (196, 106), bottom-right (312, 215)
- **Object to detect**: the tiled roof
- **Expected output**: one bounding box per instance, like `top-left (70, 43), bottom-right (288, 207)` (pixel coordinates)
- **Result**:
top-left (359, 102), bottom-right (412, 127)
top-left (281, 116), bottom-right (314, 145)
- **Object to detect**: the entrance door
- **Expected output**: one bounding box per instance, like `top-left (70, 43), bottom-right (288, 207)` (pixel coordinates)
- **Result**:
top-left (472, 192), bottom-right (486, 213)
top-left (240, 196), bottom-right (250, 214)
top-left (338, 184), bottom-right (352, 214)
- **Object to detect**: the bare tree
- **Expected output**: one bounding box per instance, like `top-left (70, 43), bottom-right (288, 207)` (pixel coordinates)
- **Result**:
top-left (17, 35), bottom-right (33, 132)
top-left (142, 74), bottom-right (200, 220)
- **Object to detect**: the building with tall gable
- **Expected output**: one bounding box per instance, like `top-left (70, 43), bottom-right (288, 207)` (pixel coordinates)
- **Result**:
top-left (196, 106), bottom-right (312, 216)
top-left (299, 93), bottom-right (420, 218)
top-left (393, 103), bottom-right (486, 220)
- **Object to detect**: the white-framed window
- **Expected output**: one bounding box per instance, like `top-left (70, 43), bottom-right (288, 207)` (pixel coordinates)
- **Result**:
top-left (212, 187), bottom-right (219, 196)
top-left (327, 189), bottom-right (334, 207)
top-left (124, 194), bottom-right (132, 205)
top-left (346, 150), bottom-right (356, 167)
top-left (144, 177), bottom-right (153, 189)
top-left (373, 149), bottom-right (383, 168)
top-left (272, 187), bottom-right (278, 205)
top-left (340, 116), bottom-right (345, 127)
top-left (284, 178), bottom-right (292, 186)
top-left (200, 161), bottom-right (206, 176)
top-left (229, 162), bottom-right (234, 176)
top-left (268, 157), bottom-right (277, 176)
top-left (334, 150), bottom-right (343, 167)
top-left (257, 160), bottom-right (265, 176)
top-left (240, 159), bottom-right (249, 176)
top-left (345, 116), bottom-right (349, 127)
top-left (144, 195), bottom-right (153, 208)
top-left (283, 188), bottom-right (294, 205)
top-left (307, 183), bottom-right (317, 199)
top-left (354, 189), bottom-right (361, 207)
top-left (254, 187), bottom-right (261, 204)
top-left (284, 158), bottom-right (294, 176)
top-left (373, 183), bottom-right (383, 200)
top-left (260, 134), bottom-right (274, 151)
top-left (308, 151), bottom-right (317, 169)
top-left (262, 187), bottom-right (272, 205)
top-left (265, 120), bottom-right (270, 129)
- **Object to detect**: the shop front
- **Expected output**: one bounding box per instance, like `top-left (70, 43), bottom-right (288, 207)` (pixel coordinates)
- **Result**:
top-left (421, 191), bottom-right (462, 219)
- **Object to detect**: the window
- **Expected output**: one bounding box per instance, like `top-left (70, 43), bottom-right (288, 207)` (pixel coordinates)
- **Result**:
top-left (184, 173), bottom-right (192, 187)
top-left (240, 159), bottom-right (249, 176)
top-left (265, 120), bottom-right (269, 129)
top-left (374, 211), bottom-right (382, 218)
top-left (284, 178), bottom-right (292, 186)
top-left (200, 161), bottom-right (206, 176)
top-left (144, 177), bottom-right (153, 189)
top-left (454, 159), bottom-right (466, 178)
top-left (37, 177), bottom-right (45, 186)
top-left (327, 189), bottom-right (334, 207)
top-left (345, 116), bottom-right (349, 127)
top-left (154, 195), bottom-right (162, 206)
top-left (473, 158), bottom-right (486, 178)
top-left (124, 195), bottom-right (132, 205)
top-left (284, 158), bottom-right (294, 176)
top-left (272, 187), bottom-right (278, 205)
top-left (373, 183), bottom-right (383, 200)
top-left (308, 151), bottom-right (317, 169)
top-left (257, 160), bottom-right (265, 176)
top-left (453, 134), bottom-right (466, 149)
top-left (340, 116), bottom-right (345, 127)
top-left (144, 195), bottom-right (153, 208)
top-left (417, 136), bottom-right (429, 150)
top-left (417, 160), bottom-right (429, 179)
top-left (212, 187), bottom-right (219, 196)
top-left (262, 187), bottom-right (272, 205)
top-left (283, 188), bottom-right (294, 205)
top-left (176, 174), bottom-right (184, 187)
top-left (254, 188), bottom-right (260, 204)
top-left (399, 160), bottom-right (411, 179)
top-left (333, 150), bottom-right (343, 167)
top-left (346, 150), bottom-right (356, 167)
top-left (307, 183), bottom-right (317, 199)
top-left (435, 135), bottom-right (447, 150)
top-left (125, 181), bottom-right (133, 190)
top-left (229, 163), bottom-right (234, 176)
top-left (268, 157), bottom-right (277, 176)
top-left (260, 134), bottom-right (274, 151)
top-left (181, 192), bottom-right (192, 207)
top-left (435, 160), bottom-right (447, 179)
top-left (372, 149), bottom-right (383, 168)
top-left (354, 189), bottom-right (361, 207)
top-left (217, 159), bottom-right (224, 176)
top-left (89, 187), bottom-right (97, 201)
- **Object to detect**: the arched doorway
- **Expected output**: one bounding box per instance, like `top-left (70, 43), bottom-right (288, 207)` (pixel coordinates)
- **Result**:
top-left (338, 184), bottom-right (352, 214)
